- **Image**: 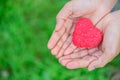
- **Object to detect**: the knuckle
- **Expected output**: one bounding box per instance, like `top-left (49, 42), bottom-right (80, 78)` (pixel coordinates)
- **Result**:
top-left (51, 50), bottom-right (55, 55)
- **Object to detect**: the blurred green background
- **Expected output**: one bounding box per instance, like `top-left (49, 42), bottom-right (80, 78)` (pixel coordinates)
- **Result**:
top-left (0, 0), bottom-right (120, 80)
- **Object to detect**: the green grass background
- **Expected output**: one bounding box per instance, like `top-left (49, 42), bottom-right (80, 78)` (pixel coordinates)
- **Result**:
top-left (0, 0), bottom-right (120, 80)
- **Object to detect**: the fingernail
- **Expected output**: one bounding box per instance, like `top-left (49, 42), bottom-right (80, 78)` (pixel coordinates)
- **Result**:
top-left (51, 50), bottom-right (57, 55)
top-left (55, 24), bottom-right (61, 31)
top-left (89, 67), bottom-right (95, 71)
top-left (88, 66), bottom-right (95, 71)
top-left (56, 54), bottom-right (62, 58)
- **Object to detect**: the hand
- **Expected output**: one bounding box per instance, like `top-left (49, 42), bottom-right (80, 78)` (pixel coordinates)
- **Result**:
top-left (48, 0), bottom-right (117, 58)
top-left (59, 10), bottom-right (120, 70)
top-left (88, 10), bottom-right (120, 70)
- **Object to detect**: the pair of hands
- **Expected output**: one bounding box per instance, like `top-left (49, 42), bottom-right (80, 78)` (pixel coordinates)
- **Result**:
top-left (48, 0), bottom-right (120, 70)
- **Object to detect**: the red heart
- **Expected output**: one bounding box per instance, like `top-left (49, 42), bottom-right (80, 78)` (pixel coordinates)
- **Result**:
top-left (72, 18), bottom-right (103, 48)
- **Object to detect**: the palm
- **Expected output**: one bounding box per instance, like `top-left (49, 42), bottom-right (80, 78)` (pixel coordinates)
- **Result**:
top-left (59, 11), bottom-right (120, 70)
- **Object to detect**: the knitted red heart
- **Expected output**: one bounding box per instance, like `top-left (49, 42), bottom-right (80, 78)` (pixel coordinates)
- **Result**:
top-left (72, 18), bottom-right (103, 48)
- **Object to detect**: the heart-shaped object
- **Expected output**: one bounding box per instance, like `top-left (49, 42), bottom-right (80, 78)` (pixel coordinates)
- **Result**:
top-left (72, 18), bottom-right (103, 48)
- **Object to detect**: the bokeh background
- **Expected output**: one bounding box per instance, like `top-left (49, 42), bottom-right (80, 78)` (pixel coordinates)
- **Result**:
top-left (0, 0), bottom-right (120, 80)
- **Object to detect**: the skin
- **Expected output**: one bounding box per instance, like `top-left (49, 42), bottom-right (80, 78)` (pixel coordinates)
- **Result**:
top-left (48, 0), bottom-right (120, 70)
top-left (48, 0), bottom-right (118, 58)
top-left (59, 10), bottom-right (120, 70)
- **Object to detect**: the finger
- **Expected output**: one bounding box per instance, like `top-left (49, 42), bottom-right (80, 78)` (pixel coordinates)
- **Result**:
top-left (51, 19), bottom-right (73, 55)
top-left (64, 43), bottom-right (77, 55)
top-left (56, 18), bottom-right (76, 58)
top-left (57, 22), bottom-right (75, 58)
top-left (59, 48), bottom-right (101, 62)
top-left (90, 50), bottom-right (103, 58)
top-left (59, 59), bottom-right (72, 66)
top-left (59, 49), bottom-right (88, 61)
top-left (55, 1), bottom-right (72, 31)
top-left (66, 55), bottom-right (97, 69)
top-left (59, 55), bottom-right (71, 62)
top-left (51, 33), bottom-right (68, 55)
top-left (88, 47), bottom-right (98, 55)
top-left (70, 49), bottom-right (88, 58)
top-left (88, 23), bottom-right (120, 71)
top-left (57, 36), bottom-right (72, 57)
top-left (73, 48), bottom-right (85, 53)
top-left (48, 1), bottom-right (72, 49)
top-left (48, 26), bottom-right (65, 49)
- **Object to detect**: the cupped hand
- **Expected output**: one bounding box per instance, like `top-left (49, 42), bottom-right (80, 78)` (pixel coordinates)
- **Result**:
top-left (59, 10), bottom-right (120, 70)
top-left (47, 0), bottom-right (117, 58)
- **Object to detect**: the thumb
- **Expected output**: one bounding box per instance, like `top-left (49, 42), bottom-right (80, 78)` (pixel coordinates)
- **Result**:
top-left (55, 1), bottom-right (72, 31)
